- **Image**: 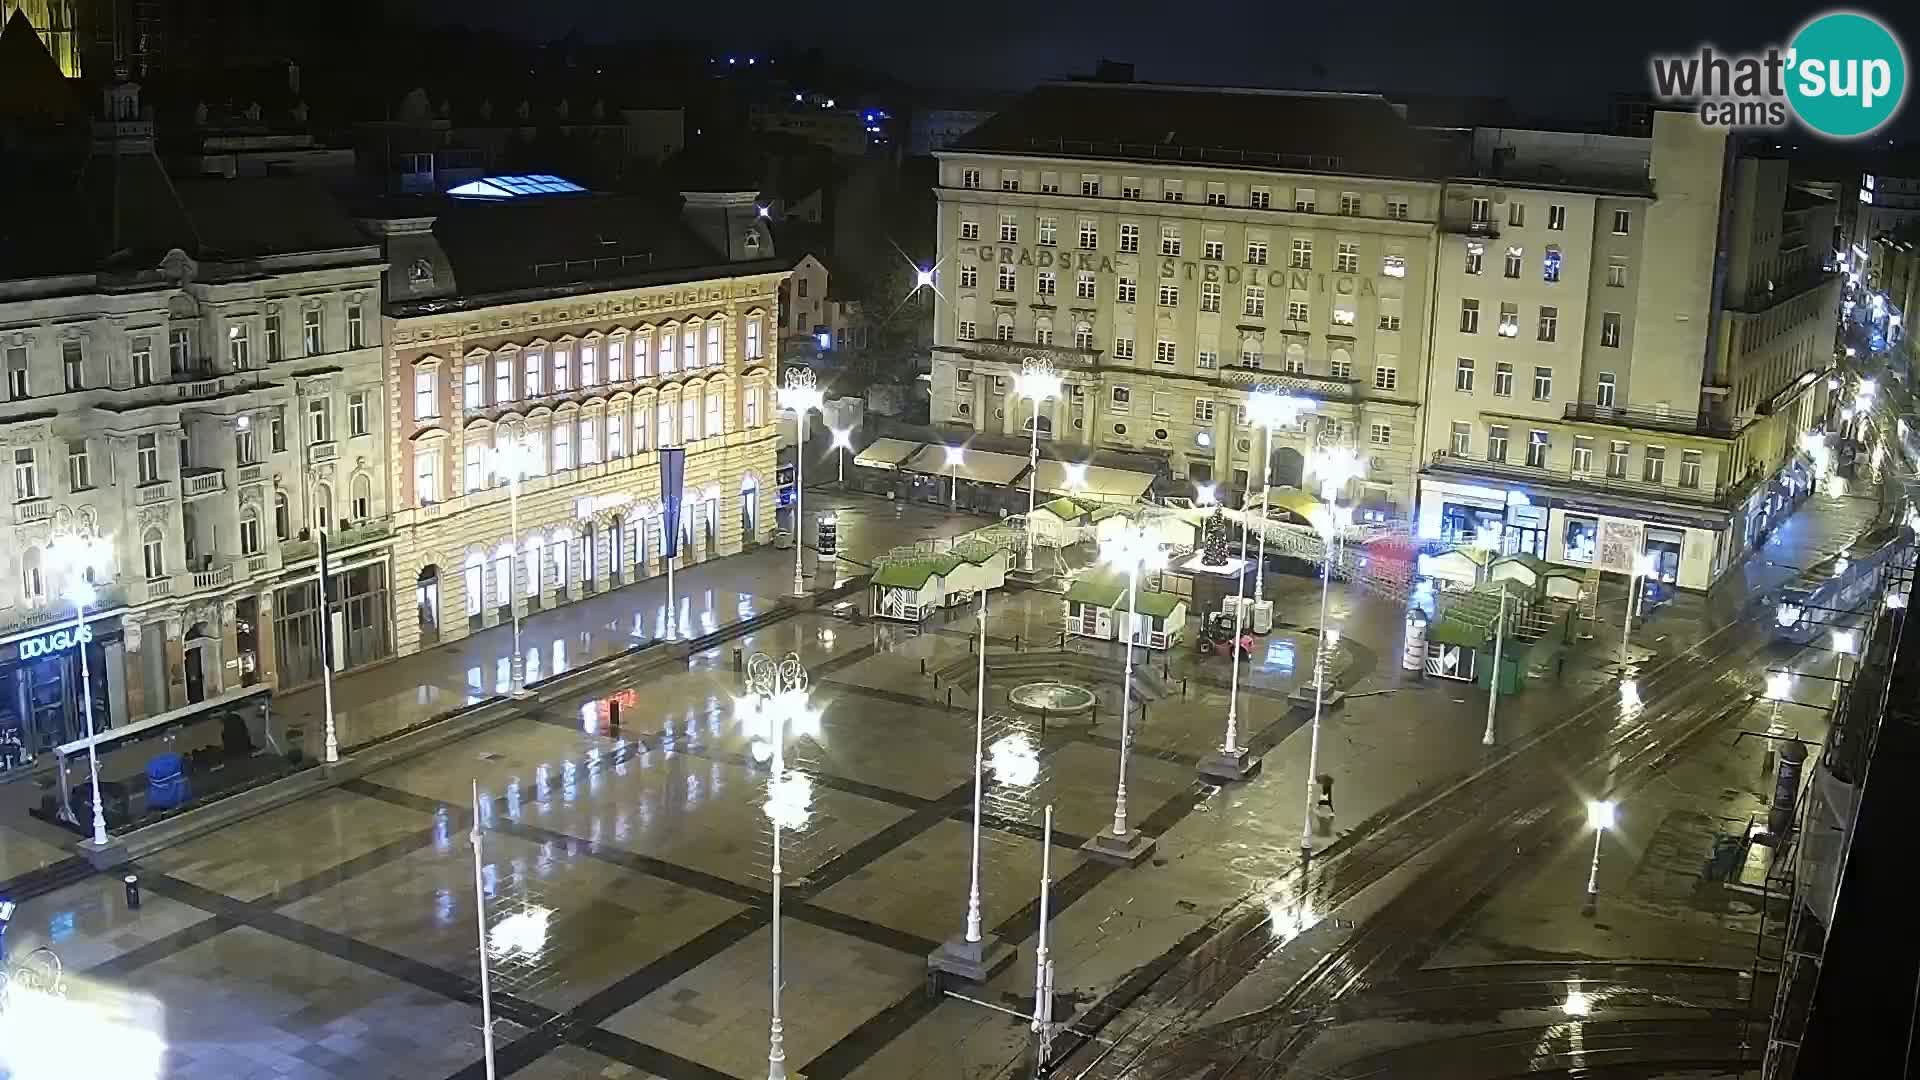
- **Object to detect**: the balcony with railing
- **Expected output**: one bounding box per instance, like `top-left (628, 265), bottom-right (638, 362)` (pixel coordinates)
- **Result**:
top-left (1217, 367), bottom-right (1359, 402)
top-left (134, 480), bottom-right (175, 505)
top-left (937, 339), bottom-right (1102, 370)
top-left (13, 496), bottom-right (51, 524)
top-left (459, 371), bottom-right (674, 423)
top-left (307, 441), bottom-right (338, 464)
top-left (180, 467), bottom-right (228, 499)
top-left (1561, 402), bottom-right (1740, 439)
top-left (279, 515), bottom-right (394, 564)
top-left (190, 558), bottom-right (235, 591)
top-left (1426, 450), bottom-right (1732, 507)
top-left (237, 463), bottom-right (266, 486)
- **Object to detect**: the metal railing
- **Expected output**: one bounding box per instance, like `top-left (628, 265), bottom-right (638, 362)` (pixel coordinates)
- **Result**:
top-left (1562, 401), bottom-right (1739, 437)
top-left (181, 468), bottom-right (227, 497)
top-left (1427, 450), bottom-right (1729, 505)
top-left (13, 496), bottom-right (51, 524)
top-left (135, 481), bottom-right (174, 505)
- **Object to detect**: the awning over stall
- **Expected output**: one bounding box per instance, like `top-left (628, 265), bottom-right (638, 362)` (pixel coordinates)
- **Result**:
top-left (852, 438), bottom-right (921, 470)
top-left (901, 445), bottom-right (1031, 486)
top-left (1029, 460), bottom-right (1157, 501)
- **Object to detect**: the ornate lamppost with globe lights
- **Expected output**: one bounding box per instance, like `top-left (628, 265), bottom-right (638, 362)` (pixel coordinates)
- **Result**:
top-left (1299, 443), bottom-right (1365, 857)
top-left (1082, 525), bottom-right (1166, 866)
top-left (46, 532), bottom-right (115, 845)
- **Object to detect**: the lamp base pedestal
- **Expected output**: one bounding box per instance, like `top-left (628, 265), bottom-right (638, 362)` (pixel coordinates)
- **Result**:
top-left (1081, 828), bottom-right (1157, 866)
top-left (1288, 687), bottom-right (1346, 712)
top-left (1198, 747), bottom-right (1261, 783)
top-left (926, 934), bottom-right (1017, 986)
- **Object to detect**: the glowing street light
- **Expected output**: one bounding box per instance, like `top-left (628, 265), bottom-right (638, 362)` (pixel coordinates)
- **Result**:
top-left (943, 444), bottom-right (966, 506)
top-left (1014, 358), bottom-right (1064, 572)
top-left (1195, 483), bottom-right (1217, 506)
top-left (1301, 503), bottom-right (1351, 854)
top-left (1831, 628), bottom-right (1858, 704)
top-left (1619, 552), bottom-right (1658, 672)
top-left (1199, 473), bottom-right (1264, 783)
top-left (1244, 391), bottom-right (1312, 604)
top-left (1086, 527), bottom-right (1167, 864)
top-left (46, 533), bottom-right (114, 845)
top-left (739, 653), bottom-right (814, 1080)
top-left (1063, 462), bottom-right (1088, 491)
top-left (490, 434), bottom-right (537, 688)
top-left (914, 265), bottom-right (935, 291)
top-left (1581, 799), bottom-right (1617, 916)
top-left (830, 427), bottom-right (853, 485)
top-left (778, 368), bottom-right (826, 598)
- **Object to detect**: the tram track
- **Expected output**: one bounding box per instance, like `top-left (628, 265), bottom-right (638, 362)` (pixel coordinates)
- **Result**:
top-left (1043, 618), bottom-right (1797, 1080)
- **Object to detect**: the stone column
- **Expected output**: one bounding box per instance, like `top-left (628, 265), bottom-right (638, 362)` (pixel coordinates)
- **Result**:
top-left (119, 619), bottom-right (145, 724)
top-left (217, 599), bottom-right (238, 697)
top-left (163, 617), bottom-right (186, 708)
top-left (256, 589), bottom-right (279, 687)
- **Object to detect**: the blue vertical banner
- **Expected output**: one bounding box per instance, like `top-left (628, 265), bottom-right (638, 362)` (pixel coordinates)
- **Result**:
top-left (660, 446), bottom-right (686, 559)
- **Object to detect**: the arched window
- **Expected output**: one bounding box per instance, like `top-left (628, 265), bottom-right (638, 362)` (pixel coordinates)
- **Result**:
top-left (240, 507), bottom-right (261, 555)
top-left (142, 528), bottom-right (166, 579)
top-left (464, 552), bottom-right (485, 626)
top-left (492, 543), bottom-right (513, 607)
top-left (1023, 412), bottom-right (1055, 438)
top-left (312, 482), bottom-right (333, 532)
top-left (273, 491), bottom-right (290, 540)
top-left (351, 472), bottom-right (372, 521)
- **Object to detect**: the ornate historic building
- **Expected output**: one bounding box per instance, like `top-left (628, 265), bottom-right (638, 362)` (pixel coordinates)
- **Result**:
top-left (362, 179), bottom-right (786, 676)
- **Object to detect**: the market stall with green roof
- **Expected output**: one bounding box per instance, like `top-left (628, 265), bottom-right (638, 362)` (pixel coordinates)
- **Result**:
top-left (1064, 566), bottom-right (1189, 651)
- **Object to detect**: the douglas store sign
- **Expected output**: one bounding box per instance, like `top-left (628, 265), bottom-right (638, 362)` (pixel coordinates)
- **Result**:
top-left (16, 625), bottom-right (92, 661)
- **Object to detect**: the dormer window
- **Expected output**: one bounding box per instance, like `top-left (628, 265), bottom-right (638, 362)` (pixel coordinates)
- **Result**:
top-left (408, 258), bottom-right (435, 285)
top-left (744, 231), bottom-right (761, 253)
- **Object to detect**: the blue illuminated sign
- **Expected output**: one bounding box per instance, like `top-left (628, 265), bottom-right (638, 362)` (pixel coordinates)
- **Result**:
top-left (18, 625), bottom-right (91, 660)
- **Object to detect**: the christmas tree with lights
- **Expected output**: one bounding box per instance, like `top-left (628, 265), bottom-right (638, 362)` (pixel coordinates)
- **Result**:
top-left (1201, 508), bottom-right (1231, 566)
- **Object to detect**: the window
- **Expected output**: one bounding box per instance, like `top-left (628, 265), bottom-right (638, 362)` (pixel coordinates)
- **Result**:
top-left (657, 333), bottom-right (674, 375)
top-left (1113, 337), bottom-right (1135, 361)
top-left (608, 409), bottom-right (627, 458)
top-left (1644, 446), bottom-right (1666, 483)
top-left (1121, 179), bottom-right (1141, 199)
top-left (263, 315), bottom-right (282, 362)
top-left (66, 439), bottom-right (90, 491)
top-left (1075, 324), bottom-right (1094, 350)
top-left (1247, 241), bottom-right (1269, 265)
top-left (1508, 202), bottom-right (1526, 228)
top-left (1547, 204), bottom-right (1566, 231)
top-left (240, 510), bottom-right (261, 556)
top-left (1282, 349), bottom-right (1306, 375)
top-left (415, 445), bottom-right (440, 503)
top-left (414, 368), bottom-right (437, 419)
top-left (1290, 238), bottom-right (1312, 268)
top-left (1250, 187), bottom-right (1272, 209)
top-left (1450, 421), bottom-right (1471, 456)
top-left (957, 320), bottom-right (977, 341)
top-left (465, 443), bottom-right (484, 492)
top-left (5, 348), bottom-right (26, 400)
top-left (1336, 242), bottom-right (1358, 273)
top-left (1455, 357), bottom-right (1475, 392)
top-left (1157, 283), bottom-right (1178, 307)
top-left (1155, 340), bottom-right (1177, 366)
top-left (1387, 197), bottom-right (1409, 220)
top-left (1118, 223), bottom-right (1139, 252)
top-left (1340, 192), bottom-right (1362, 216)
top-left (962, 168), bottom-right (981, 189)
top-left (1294, 189), bottom-right (1316, 212)
top-left (1526, 429), bottom-right (1549, 467)
top-left (1369, 423), bottom-right (1392, 446)
top-left (960, 220), bottom-right (980, 241)
top-left (1206, 183), bottom-right (1227, 207)
top-left (1504, 246), bottom-right (1522, 278)
top-left (1040, 173), bottom-right (1060, 194)
top-left (347, 303), bottom-right (365, 349)
top-left (1331, 355), bottom-right (1353, 379)
top-left (636, 405), bottom-right (652, 449)
top-left (1201, 281), bottom-right (1221, 312)
top-left (168, 328), bottom-right (191, 373)
top-left (1197, 349), bottom-right (1217, 370)
top-left (1239, 342), bottom-right (1263, 369)
top-left (1162, 179), bottom-right (1183, 202)
top-left (1607, 440), bottom-right (1629, 479)
top-left (1494, 362), bottom-right (1514, 397)
top-left (1078, 219), bottom-right (1097, 249)
top-left (704, 323), bottom-right (720, 368)
top-left (137, 433), bottom-right (159, 483)
top-left (1194, 399), bottom-right (1215, 422)
top-left (995, 320), bottom-right (1014, 342)
top-left (1382, 253), bottom-right (1406, 278)
top-left (1486, 425), bottom-right (1509, 462)
top-left (1464, 243), bottom-right (1484, 275)
top-left (1572, 436), bottom-right (1594, 473)
top-left (960, 265), bottom-right (978, 289)
top-left (302, 308), bottom-right (323, 354)
top-left (1001, 170), bottom-right (1020, 191)
top-left (235, 425), bottom-right (256, 465)
top-left (551, 421), bottom-right (573, 471)
top-left (1076, 272), bottom-right (1096, 300)
top-left (999, 214), bottom-right (1018, 243)
top-left (1204, 240), bottom-right (1225, 260)
top-left (1035, 322), bottom-right (1054, 345)
top-left (679, 332), bottom-right (694, 373)
top-left (1332, 305), bottom-right (1356, 326)
top-left (1037, 216), bottom-right (1056, 246)
top-left (1287, 300), bottom-right (1309, 322)
top-left (1226, 284), bottom-right (1258, 317)
top-left (1612, 209), bottom-right (1631, 234)
top-left (1081, 174), bottom-right (1100, 197)
top-left (606, 339), bottom-right (623, 382)
top-left (1538, 306), bottom-right (1558, 342)
top-left (1117, 276), bottom-right (1137, 303)
top-left (1374, 366), bottom-right (1398, 391)
top-left (308, 397), bottom-right (332, 442)
top-left (1378, 313), bottom-right (1402, 331)
top-left (1533, 366), bottom-right (1553, 401)
top-left (1460, 299), bottom-right (1480, 334)
top-left (1039, 271), bottom-right (1057, 297)
top-left (582, 415), bottom-right (601, 463)
top-left (1600, 312), bottom-right (1622, 348)
top-left (274, 492), bottom-right (290, 540)
top-left (1542, 247), bottom-right (1562, 283)
top-left (132, 335), bottom-right (154, 386)
top-left (1110, 386), bottom-right (1131, 412)
top-left (1470, 197), bottom-right (1491, 224)
top-left (1160, 225), bottom-right (1181, 256)
top-left (11, 447), bottom-right (37, 500)
top-left (1597, 372), bottom-right (1617, 407)
top-left (1498, 302), bottom-right (1519, 337)
top-left (143, 528), bottom-right (165, 579)
top-left (1607, 259), bottom-right (1628, 288)
top-left (998, 265), bottom-right (1017, 291)
top-left (1680, 450), bottom-right (1702, 489)
top-left (62, 341), bottom-right (84, 389)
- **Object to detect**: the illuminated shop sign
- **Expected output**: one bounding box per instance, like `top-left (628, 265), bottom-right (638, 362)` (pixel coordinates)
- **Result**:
top-left (18, 625), bottom-right (92, 660)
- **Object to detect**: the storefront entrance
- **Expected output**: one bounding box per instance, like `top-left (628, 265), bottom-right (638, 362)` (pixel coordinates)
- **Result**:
top-left (0, 618), bottom-right (120, 770)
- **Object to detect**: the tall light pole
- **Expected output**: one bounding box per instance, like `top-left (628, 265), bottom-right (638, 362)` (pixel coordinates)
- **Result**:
top-left (1014, 357), bottom-right (1063, 572)
top-left (469, 780), bottom-right (497, 1080)
top-left (1581, 799), bottom-right (1617, 916)
top-left (830, 427), bottom-right (853, 486)
top-left (740, 652), bottom-right (815, 1080)
top-left (778, 368), bottom-right (824, 598)
top-left (1618, 552), bottom-right (1657, 672)
top-left (490, 433), bottom-right (534, 696)
top-left (1199, 482), bottom-right (1258, 782)
top-left (47, 533), bottom-right (112, 846)
top-left (1083, 526), bottom-right (1166, 865)
top-left (944, 444), bottom-right (966, 508)
top-left (1244, 391), bottom-right (1312, 607)
top-left (1301, 502), bottom-right (1351, 856)
top-left (1482, 585), bottom-right (1508, 747)
top-left (1831, 628), bottom-right (1857, 704)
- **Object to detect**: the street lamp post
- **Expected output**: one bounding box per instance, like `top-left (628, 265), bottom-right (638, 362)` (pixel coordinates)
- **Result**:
top-left (1831, 628), bottom-right (1857, 705)
top-left (1244, 391), bottom-right (1312, 607)
top-left (1301, 502), bottom-right (1351, 855)
top-left (778, 369), bottom-right (825, 598)
top-left (1483, 585), bottom-right (1508, 747)
top-left (490, 435), bottom-right (533, 695)
top-left (1014, 358), bottom-right (1063, 572)
top-left (740, 652), bottom-right (815, 1080)
top-left (1581, 799), bottom-right (1617, 916)
top-left (1082, 526), bottom-right (1166, 865)
top-left (945, 445), bottom-right (965, 508)
top-left (1198, 485), bottom-right (1258, 782)
top-left (469, 780), bottom-right (497, 1080)
top-left (47, 534), bottom-right (112, 847)
top-left (1618, 552), bottom-right (1658, 672)
top-left (830, 427), bottom-right (853, 486)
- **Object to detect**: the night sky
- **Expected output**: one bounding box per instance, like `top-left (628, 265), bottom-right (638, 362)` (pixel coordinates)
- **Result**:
top-left (409, 0), bottom-right (1920, 139)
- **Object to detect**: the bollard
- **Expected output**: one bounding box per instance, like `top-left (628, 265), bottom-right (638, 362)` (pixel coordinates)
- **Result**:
top-left (124, 874), bottom-right (141, 910)
top-left (1016, 634), bottom-right (1023, 653)
top-left (608, 699), bottom-right (622, 738)
top-left (920, 658), bottom-right (927, 675)
top-left (969, 636), bottom-right (975, 655)
top-left (947, 687), bottom-right (954, 710)
top-left (1059, 630), bottom-right (1067, 649)
top-left (734, 647), bottom-right (744, 672)
top-left (1182, 677), bottom-right (1189, 698)
top-left (1040, 707), bottom-right (1049, 739)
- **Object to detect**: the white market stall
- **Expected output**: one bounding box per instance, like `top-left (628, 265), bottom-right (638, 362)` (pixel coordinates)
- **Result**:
top-left (869, 543), bottom-right (1009, 622)
top-left (1064, 567), bottom-right (1188, 651)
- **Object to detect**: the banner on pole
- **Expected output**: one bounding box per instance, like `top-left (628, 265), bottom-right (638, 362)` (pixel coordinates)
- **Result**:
top-left (660, 447), bottom-right (686, 559)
